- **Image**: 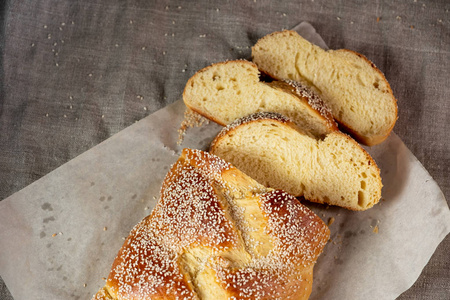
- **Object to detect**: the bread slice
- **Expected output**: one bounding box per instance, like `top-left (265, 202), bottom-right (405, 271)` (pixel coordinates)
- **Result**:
top-left (252, 30), bottom-right (398, 146)
top-left (210, 113), bottom-right (382, 211)
top-left (183, 60), bottom-right (337, 139)
top-left (93, 149), bottom-right (329, 299)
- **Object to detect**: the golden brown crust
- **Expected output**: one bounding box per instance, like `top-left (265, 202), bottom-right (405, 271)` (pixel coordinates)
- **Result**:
top-left (266, 80), bottom-right (338, 131)
top-left (94, 149), bottom-right (329, 299)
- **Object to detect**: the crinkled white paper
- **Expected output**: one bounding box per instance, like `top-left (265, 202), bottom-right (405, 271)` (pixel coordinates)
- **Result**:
top-left (0, 22), bottom-right (449, 300)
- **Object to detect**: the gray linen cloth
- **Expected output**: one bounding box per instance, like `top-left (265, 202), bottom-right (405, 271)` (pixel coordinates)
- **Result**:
top-left (0, 0), bottom-right (448, 299)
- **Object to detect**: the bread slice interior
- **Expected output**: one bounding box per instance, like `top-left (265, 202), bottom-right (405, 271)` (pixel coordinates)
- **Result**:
top-left (252, 30), bottom-right (398, 146)
top-left (210, 113), bottom-right (382, 210)
top-left (183, 60), bottom-right (336, 139)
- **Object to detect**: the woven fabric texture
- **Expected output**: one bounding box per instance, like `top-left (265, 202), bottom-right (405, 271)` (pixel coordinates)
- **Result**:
top-left (0, 1), bottom-right (449, 299)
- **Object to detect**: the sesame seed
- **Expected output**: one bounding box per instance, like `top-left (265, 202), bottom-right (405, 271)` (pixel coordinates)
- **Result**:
top-left (102, 149), bottom-right (329, 298)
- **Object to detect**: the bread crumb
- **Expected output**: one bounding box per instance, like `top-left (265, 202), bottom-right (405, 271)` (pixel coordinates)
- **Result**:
top-left (52, 233), bottom-right (57, 237)
top-left (373, 225), bottom-right (379, 234)
top-left (376, 17), bottom-right (380, 22)
top-left (83, 283), bottom-right (87, 287)
top-left (177, 108), bottom-right (209, 145)
top-left (103, 227), bottom-right (107, 231)
top-left (328, 217), bottom-right (335, 226)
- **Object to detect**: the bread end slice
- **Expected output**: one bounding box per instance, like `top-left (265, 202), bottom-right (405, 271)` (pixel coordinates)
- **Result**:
top-left (252, 30), bottom-right (398, 146)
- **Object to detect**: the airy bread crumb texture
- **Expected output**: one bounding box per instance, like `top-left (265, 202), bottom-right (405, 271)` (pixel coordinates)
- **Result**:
top-left (252, 30), bottom-right (397, 146)
top-left (93, 149), bottom-right (329, 300)
top-left (183, 60), bottom-right (336, 139)
top-left (210, 113), bottom-right (382, 211)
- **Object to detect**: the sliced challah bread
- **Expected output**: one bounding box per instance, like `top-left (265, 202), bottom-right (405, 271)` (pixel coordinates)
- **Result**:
top-left (210, 113), bottom-right (382, 211)
top-left (252, 30), bottom-right (398, 146)
top-left (183, 60), bottom-right (337, 139)
top-left (93, 148), bottom-right (329, 300)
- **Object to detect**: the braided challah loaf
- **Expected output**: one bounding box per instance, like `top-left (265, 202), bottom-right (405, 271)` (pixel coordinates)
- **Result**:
top-left (93, 148), bottom-right (329, 300)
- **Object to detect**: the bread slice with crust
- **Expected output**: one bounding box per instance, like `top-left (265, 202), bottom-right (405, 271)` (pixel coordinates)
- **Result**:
top-left (210, 113), bottom-right (382, 211)
top-left (183, 60), bottom-right (337, 139)
top-left (252, 30), bottom-right (398, 146)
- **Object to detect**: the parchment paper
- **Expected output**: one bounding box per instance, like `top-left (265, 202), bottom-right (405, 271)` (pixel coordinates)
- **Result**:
top-left (0, 22), bottom-right (449, 300)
